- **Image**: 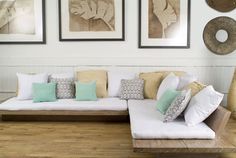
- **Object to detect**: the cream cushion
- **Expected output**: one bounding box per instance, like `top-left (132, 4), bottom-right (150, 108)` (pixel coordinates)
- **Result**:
top-left (128, 99), bottom-right (215, 139)
top-left (77, 70), bottom-right (107, 98)
top-left (156, 73), bottom-right (180, 100)
top-left (184, 86), bottom-right (224, 126)
top-left (17, 73), bottom-right (48, 100)
top-left (0, 97), bottom-right (127, 111)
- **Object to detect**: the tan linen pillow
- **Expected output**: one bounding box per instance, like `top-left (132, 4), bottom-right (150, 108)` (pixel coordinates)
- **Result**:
top-left (158, 71), bottom-right (186, 79)
top-left (228, 69), bottom-right (236, 112)
top-left (183, 81), bottom-right (207, 97)
top-left (77, 70), bottom-right (108, 98)
top-left (139, 72), bottom-right (163, 99)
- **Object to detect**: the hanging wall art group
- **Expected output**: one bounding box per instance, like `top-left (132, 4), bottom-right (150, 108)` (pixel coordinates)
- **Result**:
top-left (0, 0), bottom-right (191, 48)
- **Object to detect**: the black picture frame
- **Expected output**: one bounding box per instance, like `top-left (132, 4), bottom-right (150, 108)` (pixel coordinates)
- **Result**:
top-left (139, 0), bottom-right (191, 49)
top-left (59, 0), bottom-right (125, 41)
top-left (0, 0), bottom-right (46, 44)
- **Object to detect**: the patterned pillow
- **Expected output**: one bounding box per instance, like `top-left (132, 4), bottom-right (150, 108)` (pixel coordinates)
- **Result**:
top-left (49, 77), bottom-right (75, 99)
top-left (120, 79), bottom-right (144, 100)
top-left (163, 89), bottom-right (191, 122)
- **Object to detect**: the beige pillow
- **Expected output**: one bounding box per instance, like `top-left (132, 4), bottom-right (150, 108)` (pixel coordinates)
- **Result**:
top-left (77, 70), bottom-right (108, 98)
top-left (158, 71), bottom-right (186, 79)
top-left (183, 81), bottom-right (206, 97)
top-left (228, 69), bottom-right (236, 112)
top-left (139, 72), bottom-right (163, 99)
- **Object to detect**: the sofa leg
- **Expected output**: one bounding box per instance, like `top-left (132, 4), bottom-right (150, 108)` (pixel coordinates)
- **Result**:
top-left (156, 153), bottom-right (219, 158)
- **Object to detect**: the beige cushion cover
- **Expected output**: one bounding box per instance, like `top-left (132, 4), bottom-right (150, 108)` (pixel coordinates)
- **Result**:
top-left (228, 69), bottom-right (236, 112)
top-left (139, 72), bottom-right (163, 99)
top-left (139, 71), bottom-right (186, 99)
top-left (183, 81), bottom-right (206, 97)
top-left (77, 70), bottom-right (108, 98)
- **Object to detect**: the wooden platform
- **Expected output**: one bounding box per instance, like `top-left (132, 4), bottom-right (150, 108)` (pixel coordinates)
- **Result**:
top-left (0, 110), bottom-right (129, 121)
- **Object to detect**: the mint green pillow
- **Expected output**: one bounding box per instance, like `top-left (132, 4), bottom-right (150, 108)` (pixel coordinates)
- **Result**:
top-left (75, 81), bottom-right (97, 101)
top-left (33, 83), bottom-right (57, 103)
top-left (156, 89), bottom-right (180, 114)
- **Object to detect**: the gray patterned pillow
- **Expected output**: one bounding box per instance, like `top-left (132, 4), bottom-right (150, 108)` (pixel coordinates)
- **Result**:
top-left (163, 89), bottom-right (191, 122)
top-left (120, 79), bottom-right (144, 100)
top-left (49, 77), bottom-right (75, 99)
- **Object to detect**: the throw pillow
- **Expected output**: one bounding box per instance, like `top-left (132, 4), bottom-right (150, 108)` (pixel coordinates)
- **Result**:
top-left (108, 71), bottom-right (136, 97)
top-left (156, 89), bottom-right (180, 114)
top-left (139, 72), bottom-right (163, 99)
top-left (183, 81), bottom-right (206, 96)
top-left (77, 70), bottom-right (107, 98)
top-left (156, 73), bottom-right (180, 100)
top-left (17, 73), bottom-right (48, 100)
top-left (49, 77), bottom-right (75, 99)
top-left (184, 86), bottom-right (224, 126)
top-left (75, 81), bottom-right (97, 101)
top-left (164, 89), bottom-right (191, 122)
top-left (120, 79), bottom-right (144, 100)
top-left (33, 83), bottom-right (57, 103)
top-left (177, 73), bottom-right (197, 90)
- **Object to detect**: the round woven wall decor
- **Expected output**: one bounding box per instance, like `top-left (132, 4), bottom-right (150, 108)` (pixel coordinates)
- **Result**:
top-left (203, 16), bottom-right (236, 55)
top-left (206, 0), bottom-right (236, 12)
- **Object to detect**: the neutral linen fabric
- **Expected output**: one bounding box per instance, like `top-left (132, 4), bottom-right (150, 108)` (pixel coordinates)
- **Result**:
top-left (120, 79), bottom-right (144, 100)
top-left (77, 70), bottom-right (107, 98)
top-left (164, 89), bottom-right (191, 122)
top-left (183, 81), bottom-right (206, 96)
top-left (177, 73), bottom-right (197, 90)
top-left (75, 81), bottom-right (97, 101)
top-left (159, 71), bottom-right (186, 79)
top-left (139, 72), bottom-right (163, 99)
top-left (17, 73), bottom-right (48, 100)
top-left (108, 71), bottom-right (136, 97)
top-left (185, 86), bottom-right (224, 126)
top-left (0, 97), bottom-right (128, 111)
top-left (33, 83), bottom-right (57, 103)
top-left (49, 77), bottom-right (75, 99)
top-left (156, 73), bottom-right (180, 100)
top-left (128, 99), bottom-right (215, 139)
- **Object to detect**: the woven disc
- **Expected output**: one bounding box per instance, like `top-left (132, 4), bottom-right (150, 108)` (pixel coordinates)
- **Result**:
top-left (203, 16), bottom-right (236, 55)
top-left (206, 0), bottom-right (236, 12)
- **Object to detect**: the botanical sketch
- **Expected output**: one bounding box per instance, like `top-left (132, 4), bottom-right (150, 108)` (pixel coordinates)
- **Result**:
top-left (149, 0), bottom-right (180, 38)
top-left (0, 0), bottom-right (35, 34)
top-left (69, 0), bottom-right (115, 32)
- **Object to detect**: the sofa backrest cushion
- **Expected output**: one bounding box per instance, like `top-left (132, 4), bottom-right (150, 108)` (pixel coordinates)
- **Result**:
top-left (77, 70), bottom-right (108, 98)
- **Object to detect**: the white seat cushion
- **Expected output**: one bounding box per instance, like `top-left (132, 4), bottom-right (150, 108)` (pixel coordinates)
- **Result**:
top-left (0, 97), bottom-right (127, 111)
top-left (128, 100), bottom-right (215, 139)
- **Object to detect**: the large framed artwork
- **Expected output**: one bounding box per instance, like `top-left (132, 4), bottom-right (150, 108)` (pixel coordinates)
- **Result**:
top-left (59, 0), bottom-right (125, 41)
top-left (139, 0), bottom-right (190, 48)
top-left (0, 0), bottom-right (46, 44)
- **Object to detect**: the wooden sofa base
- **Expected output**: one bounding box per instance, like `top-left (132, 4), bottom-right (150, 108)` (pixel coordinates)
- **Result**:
top-left (0, 110), bottom-right (129, 122)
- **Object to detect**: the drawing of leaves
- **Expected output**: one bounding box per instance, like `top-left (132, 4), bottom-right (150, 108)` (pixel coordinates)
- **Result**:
top-left (70, 0), bottom-right (115, 31)
top-left (152, 0), bottom-right (177, 38)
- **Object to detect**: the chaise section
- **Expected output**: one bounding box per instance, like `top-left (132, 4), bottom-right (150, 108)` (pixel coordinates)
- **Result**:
top-left (0, 97), bottom-right (128, 121)
top-left (128, 99), bottom-right (215, 139)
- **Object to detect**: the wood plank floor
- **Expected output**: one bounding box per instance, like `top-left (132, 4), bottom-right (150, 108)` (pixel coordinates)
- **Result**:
top-left (0, 119), bottom-right (235, 158)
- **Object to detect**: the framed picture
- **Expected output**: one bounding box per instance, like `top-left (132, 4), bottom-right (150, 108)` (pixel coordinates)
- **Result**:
top-left (139, 0), bottom-right (190, 48)
top-left (59, 0), bottom-right (125, 41)
top-left (0, 0), bottom-right (46, 44)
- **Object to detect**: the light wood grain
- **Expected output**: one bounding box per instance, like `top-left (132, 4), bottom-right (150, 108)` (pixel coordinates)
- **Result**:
top-left (0, 119), bottom-right (235, 157)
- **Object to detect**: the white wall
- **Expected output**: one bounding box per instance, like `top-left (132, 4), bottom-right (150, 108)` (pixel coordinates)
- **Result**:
top-left (0, 0), bottom-right (236, 104)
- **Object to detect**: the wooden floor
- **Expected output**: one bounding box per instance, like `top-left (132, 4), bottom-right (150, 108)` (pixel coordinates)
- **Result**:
top-left (0, 119), bottom-right (235, 158)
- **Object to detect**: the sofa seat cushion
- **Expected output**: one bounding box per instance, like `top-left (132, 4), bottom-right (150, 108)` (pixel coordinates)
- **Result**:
top-left (0, 97), bottom-right (127, 111)
top-left (128, 100), bottom-right (215, 139)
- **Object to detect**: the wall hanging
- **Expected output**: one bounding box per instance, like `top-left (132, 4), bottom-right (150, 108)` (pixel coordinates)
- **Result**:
top-left (203, 16), bottom-right (236, 55)
top-left (139, 0), bottom-right (190, 48)
top-left (0, 0), bottom-right (46, 44)
top-left (59, 0), bottom-right (125, 41)
top-left (206, 0), bottom-right (236, 12)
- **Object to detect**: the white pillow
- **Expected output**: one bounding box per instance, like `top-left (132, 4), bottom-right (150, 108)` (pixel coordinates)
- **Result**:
top-left (50, 73), bottom-right (74, 79)
top-left (108, 71), bottom-right (136, 97)
top-left (184, 85), bottom-right (224, 126)
top-left (156, 73), bottom-right (179, 100)
top-left (177, 73), bottom-right (197, 90)
top-left (17, 73), bottom-right (48, 100)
